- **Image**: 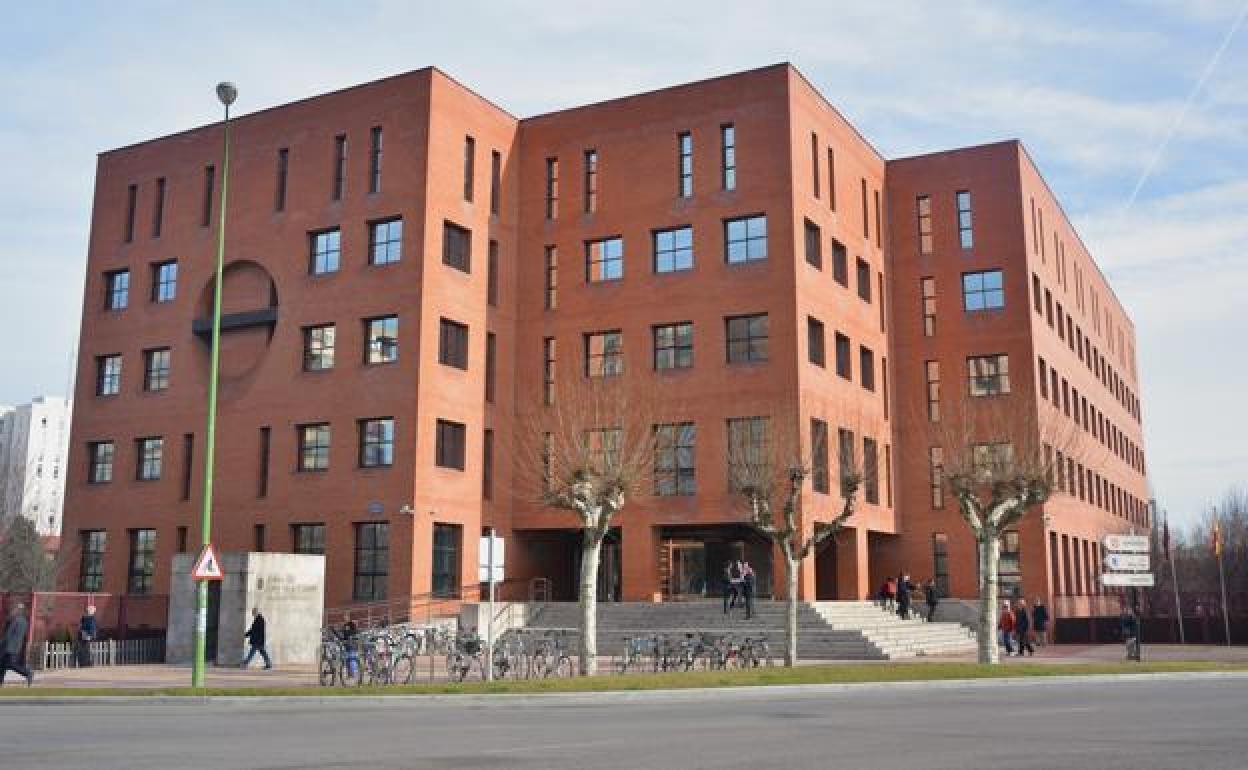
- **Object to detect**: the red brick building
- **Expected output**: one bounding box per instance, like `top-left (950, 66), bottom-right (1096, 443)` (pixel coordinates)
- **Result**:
top-left (61, 64), bottom-right (1147, 618)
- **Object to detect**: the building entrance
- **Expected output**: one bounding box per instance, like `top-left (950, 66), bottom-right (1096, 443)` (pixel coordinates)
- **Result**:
top-left (659, 525), bottom-right (772, 600)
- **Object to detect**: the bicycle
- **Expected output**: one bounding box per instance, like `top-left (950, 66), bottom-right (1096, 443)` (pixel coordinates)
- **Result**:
top-left (739, 634), bottom-right (774, 668)
top-left (530, 631), bottom-right (574, 678)
top-left (446, 632), bottom-right (485, 682)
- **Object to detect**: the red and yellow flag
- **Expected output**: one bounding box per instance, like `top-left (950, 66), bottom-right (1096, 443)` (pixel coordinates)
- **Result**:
top-left (1212, 518), bottom-right (1223, 559)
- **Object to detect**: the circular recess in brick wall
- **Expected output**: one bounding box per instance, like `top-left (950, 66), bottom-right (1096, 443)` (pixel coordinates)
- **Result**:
top-left (192, 260), bottom-right (279, 393)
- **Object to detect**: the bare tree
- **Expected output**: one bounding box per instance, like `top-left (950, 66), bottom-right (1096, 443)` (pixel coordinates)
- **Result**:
top-left (935, 396), bottom-right (1079, 664)
top-left (727, 410), bottom-right (863, 667)
top-left (515, 378), bottom-right (665, 676)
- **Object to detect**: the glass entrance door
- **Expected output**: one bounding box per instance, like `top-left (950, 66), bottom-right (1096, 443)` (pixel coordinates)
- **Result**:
top-left (669, 541), bottom-right (707, 598)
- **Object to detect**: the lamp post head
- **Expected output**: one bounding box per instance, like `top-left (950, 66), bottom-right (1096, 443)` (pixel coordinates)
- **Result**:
top-left (216, 82), bottom-right (238, 107)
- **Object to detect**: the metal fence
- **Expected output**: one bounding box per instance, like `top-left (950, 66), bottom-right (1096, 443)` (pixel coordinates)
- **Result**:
top-left (42, 637), bottom-right (166, 670)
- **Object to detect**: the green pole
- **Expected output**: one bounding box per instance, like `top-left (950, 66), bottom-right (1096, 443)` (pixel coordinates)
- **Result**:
top-left (193, 84), bottom-right (235, 688)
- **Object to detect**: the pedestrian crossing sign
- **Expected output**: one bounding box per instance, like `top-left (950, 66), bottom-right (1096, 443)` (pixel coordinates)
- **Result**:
top-left (191, 543), bottom-right (224, 581)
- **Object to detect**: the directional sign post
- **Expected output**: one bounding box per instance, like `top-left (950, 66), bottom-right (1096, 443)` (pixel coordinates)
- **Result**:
top-left (1103, 534), bottom-right (1150, 553)
top-left (1104, 552), bottom-right (1150, 572)
top-left (1101, 572), bottom-right (1155, 587)
top-left (480, 532), bottom-right (504, 682)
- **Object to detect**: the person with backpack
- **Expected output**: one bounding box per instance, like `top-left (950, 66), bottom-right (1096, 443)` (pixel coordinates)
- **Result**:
top-left (997, 601), bottom-right (1015, 655)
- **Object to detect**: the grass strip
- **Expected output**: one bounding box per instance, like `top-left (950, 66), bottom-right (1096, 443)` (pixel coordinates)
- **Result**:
top-left (3, 660), bottom-right (1245, 698)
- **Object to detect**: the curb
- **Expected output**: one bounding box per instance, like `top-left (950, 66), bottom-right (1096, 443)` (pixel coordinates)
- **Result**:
top-left (3, 670), bottom-right (1246, 706)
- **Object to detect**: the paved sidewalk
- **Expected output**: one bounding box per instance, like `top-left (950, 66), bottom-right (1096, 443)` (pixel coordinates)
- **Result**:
top-left (7, 644), bottom-right (1245, 690)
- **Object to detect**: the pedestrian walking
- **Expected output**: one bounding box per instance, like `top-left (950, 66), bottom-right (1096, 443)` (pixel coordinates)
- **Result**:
top-left (882, 577), bottom-right (897, 613)
top-left (76, 605), bottom-right (98, 667)
top-left (1120, 606), bottom-right (1141, 661)
top-left (1, 603), bottom-right (34, 686)
top-left (924, 580), bottom-right (940, 622)
top-left (997, 601), bottom-right (1015, 655)
top-left (1013, 599), bottom-right (1035, 656)
top-left (722, 561), bottom-right (740, 614)
top-left (896, 573), bottom-right (914, 620)
top-left (240, 608), bottom-right (272, 670)
top-left (1031, 597), bottom-right (1049, 646)
top-left (741, 561), bottom-right (756, 620)
top-left (341, 611), bottom-right (360, 678)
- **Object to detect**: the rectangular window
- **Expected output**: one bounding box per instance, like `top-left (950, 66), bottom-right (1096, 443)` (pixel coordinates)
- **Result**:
top-left (332, 134), bottom-right (347, 201)
top-left (587, 428), bottom-right (621, 474)
top-left (878, 273), bottom-right (886, 332)
top-left (438, 318), bottom-right (469, 370)
top-left (917, 195), bottom-right (932, 254)
top-left (124, 183), bottom-right (137, 242)
top-left (832, 239), bottom-right (848, 286)
top-left (136, 437), bottom-right (163, 480)
top-left (726, 313), bottom-right (768, 363)
top-left (275, 147), bottom-right (289, 211)
top-left (483, 429), bottom-right (494, 500)
top-left (727, 416), bottom-right (768, 491)
top-left (201, 165), bottom-right (215, 227)
top-left (369, 218), bottom-right (403, 265)
top-left (882, 356), bottom-right (890, 420)
top-left (725, 214), bottom-right (767, 263)
top-left (811, 132), bottom-right (820, 198)
top-left (1038, 357), bottom-right (1049, 400)
top-left (543, 337), bottom-right (557, 405)
top-left (152, 177), bottom-right (165, 238)
top-left (88, 441), bottom-right (114, 483)
top-left (860, 178), bottom-right (869, 238)
top-left (490, 150), bottom-right (501, 215)
top-left (142, 348), bottom-right (171, 392)
top-left (677, 131), bottom-right (693, 198)
top-left (856, 258), bottom-right (871, 302)
top-left (127, 529), bottom-right (156, 595)
top-left (654, 422), bottom-right (696, 496)
top-left (585, 330), bottom-right (623, 377)
top-left (485, 332), bottom-right (496, 403)
top-left (654, 226), bottom-right (693, 273)
top-left (544, 245), bottom-right (558, 309)
top-left (932, 533), bottom-right (949, 595)
top-left (968, 354), bottom-right (1011, 396)
top-left (370, 127), bottom-right (383, 194)
top-left (79, 530), bottom-right (106, 591)
top-left (956, 190), bottom-right (973, 249)
top-left (827, 147), bottom-right (836, 210)
top-left (442, 221), bottom-right (472, 272)
top-left (929, 447), bottom-right (944, 508)
top-left (837, 428), bottom-right (856, 488)
top-left (293, 523), bottom-right (326, 555)
top-left (653, 322), bottom-right (694, 370)
top-left (874, 189), bottom-right (882, 247)
top-left (834, 333), bottom-right (851, 380)
top-left (105, 269), bottom-right (130, 310)
top-left (585, 236), bottom-right (623, 282)
top-left (432, 523), bottom-right (462, 598)
top-left (253, 524), bottom-right (266, 553)
top-left (921, 276), bottom-right (937, 336)
top-left (859, 346), bottom-right (875, 391)
top-left (181, 433), bottom-right (193, 501)
top-left (435, 419), bottom-right (466, 470)
top-left (463, 135), bottom-right (475, 202)
top-left (364, 316), bottom-right (398, 364)
top-left (303, 324), bottom-right (335, 371)
top-left (1000, 530), bottom-right (1021, 597)
top-left (545, 157), bottom-right (559, 219)
top-left (353, 522), bottom-right (388, 600)
top-left (1032, 274), bottom-right (1043, 314)
top-left (359, 418), bottom-right (395, 468)
top-left (96, 354), bottom-right (122, 396)
top-left (963, 269), bottom-right (1004, 311)
top-left (298, 423), bottom-right (331, 471)
top-left (152, 260), bottom-right (177, 302)
top-left (807, 317), bottom-right (825, 367)
top-left (487, 241), bottom-right (499, 306)
top-left (804, 219), bottom-right (822, 268)
top-left (720, 124), bottom-right (736, 191)
top-left (309, 228), bottom-right (341, 275)
top-left (584, 148), bottom-right (598, 212)
top-left (972, 442), bottom-right (1014, 480)
top-left (811, 418), bottom-right (829, 494)
top-left (925, 360), bottom-right (941, 422)
top-left (863, 437), bottom-right (879, 504)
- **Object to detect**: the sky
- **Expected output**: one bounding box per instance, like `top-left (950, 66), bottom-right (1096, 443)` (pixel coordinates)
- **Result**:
top-left (0, 0), bottom-right (1244, 529)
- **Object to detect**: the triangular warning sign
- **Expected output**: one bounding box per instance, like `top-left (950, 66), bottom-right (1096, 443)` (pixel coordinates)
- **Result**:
top-left (191, 543), bottom-right (224, 581)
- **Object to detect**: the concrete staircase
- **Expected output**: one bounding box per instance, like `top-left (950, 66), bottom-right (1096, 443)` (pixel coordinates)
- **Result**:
top-left (524, 600), bottom-right (977, 660)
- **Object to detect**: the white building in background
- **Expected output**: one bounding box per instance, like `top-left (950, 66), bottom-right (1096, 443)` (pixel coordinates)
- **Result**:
top-left (0, 396), bottom-right (72, 536)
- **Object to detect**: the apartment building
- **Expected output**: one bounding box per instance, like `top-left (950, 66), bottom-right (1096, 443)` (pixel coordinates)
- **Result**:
top-left (60, 64), bottom-right (1146, 617)
top-left (0, 396), bottom-right (72, 536)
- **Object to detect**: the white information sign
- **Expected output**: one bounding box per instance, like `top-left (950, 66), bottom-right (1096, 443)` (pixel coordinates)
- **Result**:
top-left (1103, 534), bottom-right (1150, 554)
top-left (478, 534), bottom-right (505, 583)
top-left (1101, 572), bottom-right (1155, 587)
top-left (1104, 552), bottom-right (1150, 571)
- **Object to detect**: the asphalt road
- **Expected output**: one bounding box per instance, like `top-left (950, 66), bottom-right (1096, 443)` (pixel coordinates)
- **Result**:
top-left (2, 675), bottom-right (1246, 769)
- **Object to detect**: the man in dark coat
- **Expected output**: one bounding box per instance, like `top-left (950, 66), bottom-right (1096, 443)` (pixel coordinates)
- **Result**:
top-left (896, 574), bottom-right (915, 620)
top-left (741, 561), bottom-right (756, 620)
top-left (76, 605), bottom-right (98, 667)
top-left (924, 581), bottom-right (940, 622)
top-left (240, 608), bottom-right (272, 670)
top-left (1013, 599), bottom-right (1035, 656)
top-left (1031, 597), bottom-right (1050, 646)
top-left (1, 603), bottom-right (34, 686)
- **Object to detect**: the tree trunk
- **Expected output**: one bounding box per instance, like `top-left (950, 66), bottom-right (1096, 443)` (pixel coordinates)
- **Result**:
top-left (785, 553), bottom-right (799, 667)
top-left (578, 535), bottom-right (602, 676)
top-left (977, 532), bottom-right (1001, 664)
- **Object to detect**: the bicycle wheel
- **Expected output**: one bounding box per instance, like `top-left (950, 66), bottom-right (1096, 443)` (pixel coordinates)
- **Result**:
top-left (530, 651), bottom-right (549, 679)
top-left (392, 653), bottom-right (414, 685)
top-left (554, 655), bottom-right (573, 678)
top-left (318, 650), bottom-right (337, 687)
top-left (341, 655), bottom-right (363, 687)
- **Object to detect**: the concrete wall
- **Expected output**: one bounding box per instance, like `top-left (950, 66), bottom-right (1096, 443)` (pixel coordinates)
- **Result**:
top-left (167, 551), bottom-right (324, 665)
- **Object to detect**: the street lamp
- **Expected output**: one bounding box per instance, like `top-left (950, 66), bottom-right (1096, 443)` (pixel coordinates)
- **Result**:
top-left (192, 81), bottom-right (236, 688)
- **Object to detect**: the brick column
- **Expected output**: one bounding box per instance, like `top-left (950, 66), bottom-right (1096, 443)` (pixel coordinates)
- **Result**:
top-left (621, 521), bottom-right (658, 601)
top-left (835, 526), bottom-right (871, 599)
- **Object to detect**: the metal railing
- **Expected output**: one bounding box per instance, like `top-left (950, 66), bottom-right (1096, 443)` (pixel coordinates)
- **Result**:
top-left (42, 638), bottom-right (166, 670)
